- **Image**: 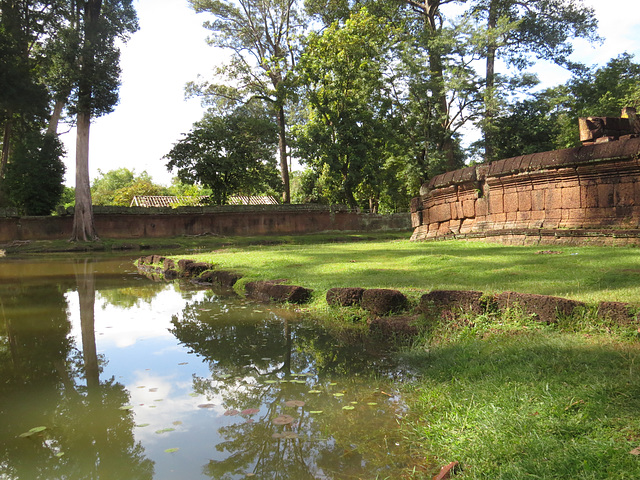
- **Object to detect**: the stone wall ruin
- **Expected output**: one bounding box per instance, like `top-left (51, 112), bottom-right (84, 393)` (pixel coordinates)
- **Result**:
top-left (411, 111), bottom-right (640, 245)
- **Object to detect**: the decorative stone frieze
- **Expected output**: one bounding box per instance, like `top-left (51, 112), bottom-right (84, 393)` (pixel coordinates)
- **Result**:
top-left (411, 137), bottom-right (640, 244)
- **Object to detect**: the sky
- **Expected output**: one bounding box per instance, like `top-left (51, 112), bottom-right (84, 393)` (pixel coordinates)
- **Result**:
top-left (59, 0), bottom-right (640, 187)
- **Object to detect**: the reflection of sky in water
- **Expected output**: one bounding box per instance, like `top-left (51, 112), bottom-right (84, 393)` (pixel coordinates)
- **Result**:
top-left (67, 286), bottom-right (234, 479)
top-left (3, 258), bottom-right (409, 480)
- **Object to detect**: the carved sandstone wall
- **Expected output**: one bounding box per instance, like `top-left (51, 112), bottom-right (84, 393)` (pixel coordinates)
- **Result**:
top-left (411, 137), bottom-right (640, 244)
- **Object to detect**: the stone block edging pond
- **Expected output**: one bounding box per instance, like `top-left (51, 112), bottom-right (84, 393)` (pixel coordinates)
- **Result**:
top-left (136, 256), bottom-right (639, 337)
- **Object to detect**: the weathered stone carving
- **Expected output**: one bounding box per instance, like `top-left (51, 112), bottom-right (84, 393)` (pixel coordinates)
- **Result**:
top-left (411, 117), bottom-right (640, 244)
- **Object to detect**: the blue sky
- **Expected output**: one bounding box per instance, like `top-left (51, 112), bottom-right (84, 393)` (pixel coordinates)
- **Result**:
top-left (59, 0), bottom-right (640, 187)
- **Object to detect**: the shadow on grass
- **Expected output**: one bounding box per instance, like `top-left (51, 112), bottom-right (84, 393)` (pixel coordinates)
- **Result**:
top-left (231, 241), bottom-right (640, 301)
top-left (401, 332), bottom-right (640, 479)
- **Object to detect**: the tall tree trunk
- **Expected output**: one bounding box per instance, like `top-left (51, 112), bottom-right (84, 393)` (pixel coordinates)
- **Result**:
top-left (276, 105), bottom-right (290, 204)
top-left (484, 0), bottom-right (499, 162)
top-left (47, 99), bottom-right (67, 136)
top-left (71, 0), bottom-right (102, 241)
top-left (0, 118), bottom-right (12, 179)
top-left (409, 0), bottom-right (457, 172)
top-left (71, 110), bottom-right (98, 241)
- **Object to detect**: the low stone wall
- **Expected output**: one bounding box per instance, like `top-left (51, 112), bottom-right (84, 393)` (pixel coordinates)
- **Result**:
top-left (411, 137), bottom-right (640, 244)
top-left (0, 204), bottom-right (410, 242)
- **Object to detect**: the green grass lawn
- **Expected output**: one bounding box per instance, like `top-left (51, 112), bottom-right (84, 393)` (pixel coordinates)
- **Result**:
top-left (401, 323), bottom-right (640, 479)
top-left (180, 234), bottom-right (640, 479)
top-left (185, 234), bottom-right (640, 305)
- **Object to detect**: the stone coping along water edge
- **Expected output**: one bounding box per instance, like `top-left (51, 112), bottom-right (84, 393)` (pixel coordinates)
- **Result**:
top-left (136, 256), bottom-right (639, 338)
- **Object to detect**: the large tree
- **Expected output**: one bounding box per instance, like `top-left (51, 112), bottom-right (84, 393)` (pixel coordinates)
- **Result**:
top-left (467, 0), bottom-right (599, 161)
top-left (165, 106), bottom-right (281, 205)
top-left (0, 0), bottom-right (62, 180)
top-left (3, 132), bottom-right (66, 215)
top-left (188, 0), bottom-right (304, 203)
top-left (401, 0), bottom-right (466, 173)
top-left (69, 0), bottom-right (137, 241)
top-left (489, 53), bottom-right (640, 158)
top-left (295, 8), bottom-right (398, 210)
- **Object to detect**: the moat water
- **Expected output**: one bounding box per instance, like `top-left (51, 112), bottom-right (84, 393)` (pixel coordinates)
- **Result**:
top-left (0, 254), bottom-right (412, 479)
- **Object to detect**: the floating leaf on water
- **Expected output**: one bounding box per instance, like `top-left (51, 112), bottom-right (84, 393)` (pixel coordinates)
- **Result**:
top-left (253, 310), bottom-right (263, 313)
top-left (224, 409), bottom-right (240, 416)
top-left (154, 399), bottom-right (164, 402)
top-left (264, 380), bottom-right (277, 384)
top-left (136, 386), bottom-right (146, 389)
top-left (172, 421), bottom-right (183, 426)
top-left (18, 426), bottom-right (47, 438)
top-left (55, 452), bottom-right (65, 458)
top-left (149, 405), bottom-right (157, 409)
top-left (291, 380), bottom-right (306, 384)
top-left (342, 406), bottom-right (355, 411)
top-left (367, 402), bottom-right (378, 406)
top-left (272, 414), bottom-right (295, 425)
top-left (246, 418), bottom-right (255, 424)
top-left (284, 400), bottom-right (305, 408)
top-left (308, 390), bottom-right (321, 394)
top-left (261, 357), bottom-right (271, 361)
top-left (280, 380), bottom-right (289, 383)
top-left (119, 405), bottom-right (135, 410)
top-left (241, 408), bottom-right (260, 416)
top-left (155, 428), bottom-right (175, 434)
top-left (333, 393), bottom-right (344, 397)
top-left (350, 401), bottom-right (358, 405)
top-left (136, 423), bottom-right (150, 428)
top-left (178, 362), bottom-right (188, 365)
top-left (329, 382), bottom-right (337, 386)
top-left (148, 388), bottom-right (158, 392)
top-left (164, 448), bottom-right (180, 453)
top-left (198, 404), bottom-right (216, 409)
top-left (309, 410), bottom-right (323, 414)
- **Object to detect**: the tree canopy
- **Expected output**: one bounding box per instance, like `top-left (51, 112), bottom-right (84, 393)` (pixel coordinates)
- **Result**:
top-left (165, 106), bottom-right (281, 205)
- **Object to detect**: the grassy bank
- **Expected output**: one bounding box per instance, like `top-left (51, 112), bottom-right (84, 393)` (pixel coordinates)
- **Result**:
top-left (173, 234), bottom-right (640, 478)
top-left (181, 234), bottom-right (640, 305)
top-left (401, 315), bottom-right (640, 479)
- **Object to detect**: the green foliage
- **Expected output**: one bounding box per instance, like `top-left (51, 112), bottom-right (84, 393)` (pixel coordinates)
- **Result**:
top-left (165, 106), bottom-right (281, 205)
top-left (490, 54), bottom-right (640, 156)
top-left (166, 177), bottom-right (212, 197)
top-left (569, 53), bottom-right (640, 117)
top-left (57, 186), bottom-right (76, 210)
top-left (91, 168), bottom-right (167, 206)
top-left (295, 8), bottom-right (401, 210)
top-left (402, 329), bottom-right (640, 478)
top-left (3, 132), bottom-right (66, 215)
top-left (188, 0), bottom-right (304, 202)
top-left (111, 178), bottom-right (166, 206)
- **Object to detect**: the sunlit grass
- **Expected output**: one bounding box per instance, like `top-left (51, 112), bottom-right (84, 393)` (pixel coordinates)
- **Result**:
top-left (184, 236), bottom-right (640, 305)
top-left (176, 234), bottom-right (640, 478)
top-left (400, 311), bottom-right (640, 479)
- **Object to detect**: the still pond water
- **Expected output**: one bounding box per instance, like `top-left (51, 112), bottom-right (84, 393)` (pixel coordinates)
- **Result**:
top-left (0, 254), bottom-right (412, 479)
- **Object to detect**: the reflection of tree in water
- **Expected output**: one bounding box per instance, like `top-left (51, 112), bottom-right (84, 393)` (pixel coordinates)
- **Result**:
top-left (170, 297), bottom-right (410, 479)
top-left (0, 260), bottom-right (154, 479)
top-left (97, 283), bottom-right (169, 309)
